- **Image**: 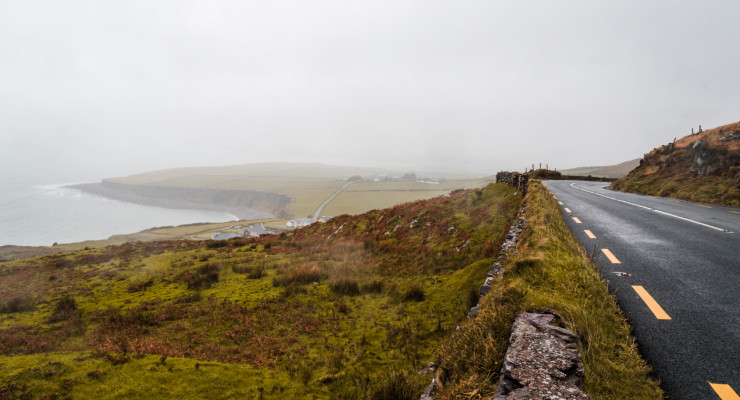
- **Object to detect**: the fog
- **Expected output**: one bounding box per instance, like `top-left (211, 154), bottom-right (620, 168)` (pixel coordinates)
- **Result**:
top-left (2, 0), bottom-right (739, 183)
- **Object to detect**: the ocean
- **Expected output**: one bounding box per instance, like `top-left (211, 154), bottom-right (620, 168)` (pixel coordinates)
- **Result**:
top-left (0, 180), bottom-right (237, 247)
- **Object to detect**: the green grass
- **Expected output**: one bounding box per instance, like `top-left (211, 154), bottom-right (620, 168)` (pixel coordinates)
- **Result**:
top-left (322, 179), bottom-right (491, 217)
top-left (0, 352), bottom-right (320, 399)
top-left (0, 184), bottom-right (522, 399)
top-left (613, 169), bottom-right (740, 207)
top-left (434, 181), bottom-right (663, 399)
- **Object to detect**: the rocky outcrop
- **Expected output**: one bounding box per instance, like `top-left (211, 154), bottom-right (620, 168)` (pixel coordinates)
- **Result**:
top-left (612, 120), bottom-right (740, 206)
top-left (493, 311), bottom-right (589, 400)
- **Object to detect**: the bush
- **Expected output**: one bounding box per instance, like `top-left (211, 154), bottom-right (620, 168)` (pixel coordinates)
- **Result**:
top-left (233, 264), bottom-right (264, 279)
top-left (48, 295), bottom-right (77, 322)
top-left (272, 265), bottom-right (326, 287)
top-left (361, 279), bottom-right (384, 294)
top-left (205, 240), bottom-right (229, 249)
top-left (180, 263), bottom-right (220, 290)
top-left (402, 284), bottom-right (425, 302)
top-left (0, 296), bottom-right (34, 314)
top-left (127, 279), bottom-right (154, 293)
top-left (330, 278), bottom-right (360, 296)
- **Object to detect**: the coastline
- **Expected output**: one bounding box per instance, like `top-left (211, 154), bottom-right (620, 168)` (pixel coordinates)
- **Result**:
top-left (71, 181), bottom-right (290, 220)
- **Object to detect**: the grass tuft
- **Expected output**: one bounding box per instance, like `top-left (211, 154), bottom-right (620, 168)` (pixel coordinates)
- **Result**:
top-left (402, 284), bottom-right (425, 302)
top-left (330, 278), bottom-right (360, 296)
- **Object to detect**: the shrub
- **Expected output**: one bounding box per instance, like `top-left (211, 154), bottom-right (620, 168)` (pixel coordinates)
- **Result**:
top-left (180, 263), bottom-right (220, 290)
top-left (233, 264), bottom-right (264, 279)
top-left (127, 279), bottom-right (154, 293)
top-left (272, 265), bottom-right (326, 287)
top-left (330, 278), bottom-right (360, 296)
top-left (205, 240), bottom-right (229, 249)
top-left (0, 296), bottom-right (34, 314)
top-left (402, 284), bottom-right (425, 302)
top-left (48, 295), bottom-right (78, 322)
top-left (361, 279), bottom-right (384, 294)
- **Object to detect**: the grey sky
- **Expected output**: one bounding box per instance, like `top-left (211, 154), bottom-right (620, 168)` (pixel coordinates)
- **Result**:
top-left (2, 0), bottom-right (739, 182)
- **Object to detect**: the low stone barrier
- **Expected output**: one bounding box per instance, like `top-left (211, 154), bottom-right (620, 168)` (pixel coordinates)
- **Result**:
top-left (493, 311), bottom-right (589, 400)
top-left (496, 172), bottom-right (530, 196)
top-left (421, 201), bottom-right (590, 399)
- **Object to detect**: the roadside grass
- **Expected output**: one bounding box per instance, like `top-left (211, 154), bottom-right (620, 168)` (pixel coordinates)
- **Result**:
top-left (0, 183), bottom-right (521, 399)
top-left (434, 181), bottom-right (663, 399)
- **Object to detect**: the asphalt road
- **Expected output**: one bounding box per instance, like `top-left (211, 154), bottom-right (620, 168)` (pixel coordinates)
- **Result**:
top-left (542, 180), bottom-right (739, 400)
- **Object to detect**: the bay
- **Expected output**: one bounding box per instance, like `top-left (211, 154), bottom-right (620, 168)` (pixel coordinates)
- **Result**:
top-left (0, 181), bottom-right (237, 247)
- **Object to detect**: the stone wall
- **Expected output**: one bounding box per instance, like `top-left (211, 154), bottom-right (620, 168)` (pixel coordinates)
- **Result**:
top-left (496, 171), bottom-right (530, 196)
top-left (493, 311), bottom-right (589, 399)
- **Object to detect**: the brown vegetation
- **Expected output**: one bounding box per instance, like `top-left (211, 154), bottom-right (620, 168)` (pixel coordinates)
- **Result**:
top-left (612, 121), bottom-right (740, 206)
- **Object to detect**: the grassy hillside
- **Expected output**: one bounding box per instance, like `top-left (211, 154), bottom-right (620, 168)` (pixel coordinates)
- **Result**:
top-left (0, 184), bottom-right (521, 399)
top-left (560, 158), bottom-right (640, 179)
top-left (104, 163), bottom-right (489, 219)
top-left (433, 181), bottom-right (662, 399)
top-left (612, 121), bottom-right (740, 206)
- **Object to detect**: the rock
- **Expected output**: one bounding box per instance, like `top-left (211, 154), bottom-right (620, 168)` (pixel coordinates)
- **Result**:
top-left (480, 278), bottom-right (493, 296)
top-left (493, 311), bottom-right (589, 400)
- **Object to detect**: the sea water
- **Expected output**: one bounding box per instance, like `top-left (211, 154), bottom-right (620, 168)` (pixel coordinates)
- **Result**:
top-left (0, 180), bottom-right (237, 247)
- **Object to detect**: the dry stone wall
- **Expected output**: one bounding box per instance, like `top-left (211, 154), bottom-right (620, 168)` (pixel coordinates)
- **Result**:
top-left (493, 311), bottom-right (589, 400)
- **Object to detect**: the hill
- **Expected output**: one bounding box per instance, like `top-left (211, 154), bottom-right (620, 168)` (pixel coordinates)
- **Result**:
top-left (0, 183), bottom-right (521, 398)
top-left (611, 121), bottom-right (740, 206)
top-left (0, 182), bottom-right (663, 399)
top-left (80, 163), bottom-right (491, 220)
top-left (559, 158), bottom-right (640, 179)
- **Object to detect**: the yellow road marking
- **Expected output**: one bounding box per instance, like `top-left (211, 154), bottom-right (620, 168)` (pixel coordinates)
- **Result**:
top-left (709, 382), bottom-right (740, 400)
top-left (730, 211), bottom-right (740, 214)
top-left (601, 248), bottom-right (621, 264)
top-left (632, 285), bottom-right (671, 320)
top-left (584, 230), bottom-right (596, 239)
top-left (564, 207), bottom-right (572, 213)
top-left (572, 217), bottom-right (582, 224)
top-left (696, 204), bottom-right (712, 208)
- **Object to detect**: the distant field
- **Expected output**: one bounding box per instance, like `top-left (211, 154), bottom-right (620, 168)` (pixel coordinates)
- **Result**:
top-left (324, 179), bottom-right (492, 216)
top-left (560, 159), bottom-right (640, 179)
top-left (107, 163), bottom-right (491, 220)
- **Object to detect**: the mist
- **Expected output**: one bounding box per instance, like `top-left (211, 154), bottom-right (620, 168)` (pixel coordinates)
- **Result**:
top-left (2, 0), bottom-right (739, 184)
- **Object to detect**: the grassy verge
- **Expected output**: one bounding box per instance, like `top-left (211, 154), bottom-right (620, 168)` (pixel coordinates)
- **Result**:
top-left (434, 181), bottom-right (663, 399)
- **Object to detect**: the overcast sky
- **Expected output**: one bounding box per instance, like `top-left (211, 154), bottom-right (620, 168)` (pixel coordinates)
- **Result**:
top-left (1, 0), bottom-right (739, 182)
